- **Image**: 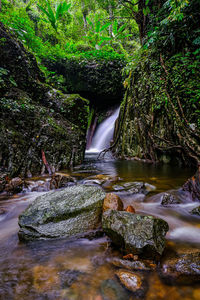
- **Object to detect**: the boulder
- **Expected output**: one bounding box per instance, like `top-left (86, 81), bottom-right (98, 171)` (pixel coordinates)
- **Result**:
top-left (182, 167), bottom-right (200, 201)
top-left (160, 193), bottom-right (181, 206)
top-left (160, 251), bottom-right (200, 284)
top-left (190, 206), bottom-right (200, 216)
top-left (103, 193), bottom-right (123, 212)
top-left (124, 205), bottom-right (135, 213)
top-left (18, 185), bottom-right (106, 241)
top-left (102, 210), bottom-right (169, 257)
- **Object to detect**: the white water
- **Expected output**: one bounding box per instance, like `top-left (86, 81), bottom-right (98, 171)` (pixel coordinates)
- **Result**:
top-left (87, 107), bottom-right (120, 153)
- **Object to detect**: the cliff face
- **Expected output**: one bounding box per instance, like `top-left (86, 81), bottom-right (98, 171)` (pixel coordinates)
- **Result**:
top-left (113, 51), bottom-right (200, 167)
top-left (0, 22), bottom-right (89, 177)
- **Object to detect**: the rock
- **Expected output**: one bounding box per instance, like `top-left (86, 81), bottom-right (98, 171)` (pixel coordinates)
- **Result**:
top-left (18, 185), bottom-right (106, 241)
top-left (160, 251), bottom-right (200, 284)
top-left (102, 210), bottom-right (169, 257)
top-left (0, 174), bottom-right (8, 193)
top-left (115, 270), bottom-right (143, 293)
top-left (100, 279), bottom-right (129, 300)
top-left (103, 193), bottom-right (123, 212)
top-left (5, 177), bottom-right (24, 194)
top-left (160, 193), bottom-right (181, 206)
top-left (124, 205), bottom-right (135, 213)
top-left (108, 257), bottom-right (151, 271)
top-left (49, 173), bottom-right (75, 189)
top-left (182, 167), bottom-right (200, 201)
top-left (112, 181), bottom-right (155, 195)
top-left (190, 206), bottom-right (200, 216)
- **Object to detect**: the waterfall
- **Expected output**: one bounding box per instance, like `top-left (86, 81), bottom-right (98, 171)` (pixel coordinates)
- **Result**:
top-left (86, 107), bottom-right (120, 153)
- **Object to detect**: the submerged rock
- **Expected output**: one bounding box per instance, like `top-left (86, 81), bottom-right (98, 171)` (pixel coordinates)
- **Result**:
top-left (160, 251), bottom-right (200, 284)
top-left (100, 279), bottom-right (129, 300)
top-left (18, 185), bottom-right (106, 241)
top-left (103, 193), bottom-right (123, 212)
top-left (102, 210), bottom-right (169, 257)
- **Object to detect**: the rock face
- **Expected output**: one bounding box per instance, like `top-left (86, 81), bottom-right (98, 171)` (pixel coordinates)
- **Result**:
top-left (0, 22), bottom-right (89, 178)
top-left (18, 185), bottom-right (106, 241)
top-left (160, 251), bottom-right (200, 284)
top-left (102, 210), bottom-right (169, 257)
top-left (103, 193), bottom-right (123, 212)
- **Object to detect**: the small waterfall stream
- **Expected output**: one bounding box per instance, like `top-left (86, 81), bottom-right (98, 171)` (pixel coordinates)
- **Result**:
top-left (86, 107), bottom-right (120, 153)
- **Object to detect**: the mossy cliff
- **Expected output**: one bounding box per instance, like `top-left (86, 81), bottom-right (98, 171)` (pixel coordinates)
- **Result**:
top-left (0, 22), bottom-right (89, 178)
top-left (113, 50), bottom-right (200, 166)
top-left (42, 57), bottom-right (125, 109)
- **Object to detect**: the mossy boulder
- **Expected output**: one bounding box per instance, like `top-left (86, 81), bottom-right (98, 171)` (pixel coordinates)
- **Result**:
top-left (102, 210), bottom-right (169, 257)
top-left (18, 185), bottom-right (106, 241)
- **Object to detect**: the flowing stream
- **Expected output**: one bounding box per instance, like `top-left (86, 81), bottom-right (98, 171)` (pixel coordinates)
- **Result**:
top-left (0, 113), bottom-right (200, 300)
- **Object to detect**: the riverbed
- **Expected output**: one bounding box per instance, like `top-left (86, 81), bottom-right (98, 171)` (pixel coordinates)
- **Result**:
top-left (0, 153), bottom-right (200, 300)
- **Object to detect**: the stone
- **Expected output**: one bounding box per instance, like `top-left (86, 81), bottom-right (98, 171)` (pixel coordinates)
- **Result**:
top-left (190, 206), bottom-right (200, 216)
top-left (112, 181), bottom-right (155, 195)
top-left (59, 270), bottom-right (83, 288)
top-left (182, 167), bottom-right (200, 201)
top-left (115, 270), bottom-right (142, 292)
top-left (103, 193), bottom-right (123, 212)
top-left (160, 251), bottom-right (200, 284)
top-left (18, 185), bottom-right (106, 241)
top-left (49, 173), bottom-right (75, 189)
top-left (108, 257), bottom-right (151, 271)
top-left (102, 210), bottom-right (169, 257)
top-left (124, 205), bottom-right (135, 213)
top-left (5, 177), bottom-right (24, 194)
top-left (160, 193), bottom-right (181, 206)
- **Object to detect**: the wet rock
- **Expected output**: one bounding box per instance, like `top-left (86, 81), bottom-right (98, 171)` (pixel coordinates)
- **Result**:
top-left (108, 257), bottom-right (151, 271)
top-left (182, 167), bottom-right (200, 201)
top-left (115, 270), bottom-right (143, 293)
top-left (49, 173), bottom-right (76, 189)
top-left (112, 182), bottom-right (155, 195)
top-left (18, 185), bottom-right (106, 241)
top-left (103, 193), bottom-right (123, 212)
top-left (100, 279), bottom-right (129, 300)
top-left (0, 208), bottom-right (6, 215)
top-left (160, 193), bottom-right (181, 206)
top-left (5, 177), bottom-right (24, 194)
top-left (124, 205), bottom-right (135, 213)
top-left (160, 251), bottom-right (200, 284)
top-left (102, 210), bottom-right (169, 257)
top-left (190, 206), bottom-right (200, 216)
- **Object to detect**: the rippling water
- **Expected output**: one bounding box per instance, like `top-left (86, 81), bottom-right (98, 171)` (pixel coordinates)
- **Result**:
top-left (0, 154), bottom-right (199, 300)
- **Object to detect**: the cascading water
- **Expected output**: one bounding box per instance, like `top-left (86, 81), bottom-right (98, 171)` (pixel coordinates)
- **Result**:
top-left (87, 107), bottom-right (120, 153)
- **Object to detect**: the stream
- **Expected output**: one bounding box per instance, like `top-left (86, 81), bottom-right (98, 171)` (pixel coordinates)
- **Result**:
top-left (0, 109), bottom-right (200, 300)
top-left (0, 154), bottom-right (200, 300)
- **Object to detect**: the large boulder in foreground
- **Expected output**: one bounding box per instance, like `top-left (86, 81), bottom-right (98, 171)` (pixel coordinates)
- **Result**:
top-left (18, 185), bottom-right (106, 241)
top-left (102, 210), bottom-right (169, 257)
